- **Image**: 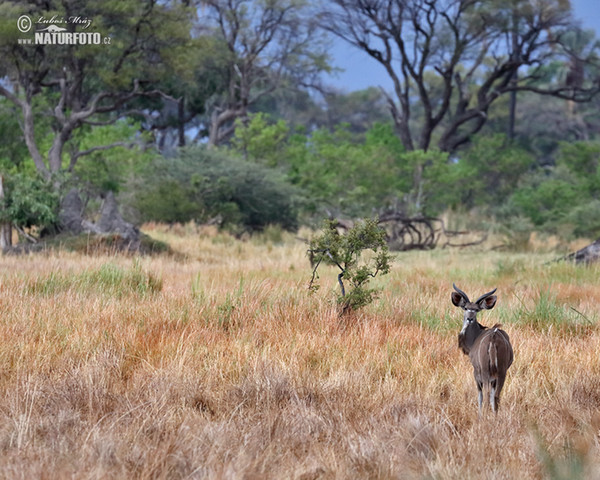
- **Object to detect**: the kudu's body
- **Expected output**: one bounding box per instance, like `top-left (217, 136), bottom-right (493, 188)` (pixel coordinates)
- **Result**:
top-left (451, 284), bottom-right (513, 413)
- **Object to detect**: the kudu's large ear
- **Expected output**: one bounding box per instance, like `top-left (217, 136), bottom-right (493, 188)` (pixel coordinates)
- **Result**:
top-left (478, 295), bottom-right (497, 310)
top-left (451, 291), bottom-right (466, 308)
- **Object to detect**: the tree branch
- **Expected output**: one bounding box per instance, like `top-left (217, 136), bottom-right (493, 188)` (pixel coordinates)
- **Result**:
top-left (0, 83), bottom-right (50, 177)
top-left (68, 141), bottom-right (134, 171)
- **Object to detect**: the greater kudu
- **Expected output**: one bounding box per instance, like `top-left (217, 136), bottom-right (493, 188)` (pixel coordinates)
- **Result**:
top-left (451, 284), bottom-right (513, 413)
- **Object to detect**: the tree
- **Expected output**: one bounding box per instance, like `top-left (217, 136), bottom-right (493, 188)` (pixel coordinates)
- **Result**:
top-left (0, 176), bottom-right (11, 248)
top-left (0, 0), bottom-right (192, 181)
top-left (322, 0), bottom-right (600, 153)
top-left (498, 141), bottom-right (600, 238)
top-left (131, 34), bottom-right (229, 151)
top-left (0, 92), bottom-right (47, 245)
top-left (308, 218), bottom-right (392, 314)
top-left (203, 0), bottom-right (331, 146)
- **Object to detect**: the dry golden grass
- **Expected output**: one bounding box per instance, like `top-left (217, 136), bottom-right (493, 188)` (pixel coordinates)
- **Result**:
top-left (0, 224), bottom-right (599, 479)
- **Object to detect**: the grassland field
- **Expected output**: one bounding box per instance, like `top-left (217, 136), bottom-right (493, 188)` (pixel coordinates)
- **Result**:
top-left (0, 224), bottom-right (599, 479)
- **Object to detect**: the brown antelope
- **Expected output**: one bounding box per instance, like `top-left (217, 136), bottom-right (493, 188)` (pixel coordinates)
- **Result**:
top-left (451, 284), bottom-right (513, 413)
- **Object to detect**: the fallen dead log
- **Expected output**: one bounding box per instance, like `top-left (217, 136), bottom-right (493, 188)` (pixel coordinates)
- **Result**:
top-left (559, 239), bottom-right (600, 265)
top-left (329, 214), bottom-right (487, 251)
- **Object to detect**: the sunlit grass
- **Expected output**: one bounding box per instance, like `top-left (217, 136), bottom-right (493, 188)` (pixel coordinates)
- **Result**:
top-left (0, 224), bottom-right (599, 478)
top-left (24, 260), bottom-right (162, 298)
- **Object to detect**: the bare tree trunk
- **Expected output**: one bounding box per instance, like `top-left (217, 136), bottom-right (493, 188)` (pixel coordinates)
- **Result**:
top-left (208, 111), bottom-right (221, 147)
top-left (507, 7), bottom-right (518, 141)
top-left (0, 175), bottom-right (12, 249)
top-left (508, 89), bottom-right (517, 140)
top-left (178, 98), bottom-right (185, 147)
top-left (208, 107), bottom-right (244, 147)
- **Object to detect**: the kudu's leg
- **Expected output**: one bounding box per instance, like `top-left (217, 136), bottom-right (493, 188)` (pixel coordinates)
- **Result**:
top-left (477, 381), bottom-right (483, 414)
top-left (494, 375), bottom-right (506, 412)
top-left (490, 380), bottom-right (497, 412)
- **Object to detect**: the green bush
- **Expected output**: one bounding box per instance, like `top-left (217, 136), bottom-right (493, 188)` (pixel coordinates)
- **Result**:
top-left (510, 176), bottom-right (580, 227)
top-left (134, 179), bottom-right (203, 224)
top-left (132, 147), bottom-right (300, 232)
top-left (450, 134), bottom-right (533, 208)
top-left (556, 141), bottom-right (600, 197)
top-left (566, 199), bottom-right (600, 238)
top-left (0, 173), bottom-right (59, 233)
top-left (497, 141), bottom-right (600, 238)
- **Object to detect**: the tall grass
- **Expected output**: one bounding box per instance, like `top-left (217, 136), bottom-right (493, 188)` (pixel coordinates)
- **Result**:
top-left (0, 226), bottom-right (598, 478)
top-left (24, 260), bottom-right (162, 298)
top-left (512, 286), bottom-right (596, 335)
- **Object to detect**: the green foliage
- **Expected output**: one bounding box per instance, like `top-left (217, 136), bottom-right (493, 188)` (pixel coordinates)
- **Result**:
top-left (320, 87), bottom-right (391, 133)
top-left (509, 168), bottom-right (580, 227)
top-left (451, 134), bottom-right (533, 208)
top-left (308, 218), bottom-right (392, 313)
top-left (135, 180), bottom-right (202, 224)
top-left (0, 98), bottom-right (29, 172)
top-left (83, 1), bottom-right (195, 90)
top-left (230, 113), bottom-right (290, 167)
top-left (401, 149), bottom-right (453, 214)
top-left (282, 122), bottom-right (449, 218)
top-left (502, 141), bottom-right (600, 238)
top-left (0, 0), bottom-right (598, 246)
top-left (566, 200), bottom-right (600, 238)
top-left (0, 0), bottom-right (200, 185)
top-left (556, 141), bottom-right (600, 198)
top-left (1, 173), bottom-right (59, 232)
top-left (132, 147), bottom-right (300, 232)
top-left (230, 118), bottom-right (453, 220)
top-left (72, 121), bottom-right (155, 194)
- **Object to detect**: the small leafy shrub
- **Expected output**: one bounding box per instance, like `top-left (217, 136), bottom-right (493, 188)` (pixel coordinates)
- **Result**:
top-left (308, 218), bottom-right (392, 314)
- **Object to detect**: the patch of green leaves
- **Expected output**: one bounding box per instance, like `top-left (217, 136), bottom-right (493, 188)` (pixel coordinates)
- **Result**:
top-left (0, 173), bottom-right (59, 234)
top-left (308, 218), bottom-right (392, 314)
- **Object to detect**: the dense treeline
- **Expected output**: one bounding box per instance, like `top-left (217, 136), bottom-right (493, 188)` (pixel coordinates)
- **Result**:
top-left (0, 0), bottom-right (600, 245)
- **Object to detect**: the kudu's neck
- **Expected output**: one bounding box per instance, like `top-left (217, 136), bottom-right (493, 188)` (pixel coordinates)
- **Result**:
top-left (458, 321), bottom-right (487, 355)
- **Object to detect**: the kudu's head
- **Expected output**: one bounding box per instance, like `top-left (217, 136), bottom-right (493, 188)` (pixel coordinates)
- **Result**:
top-left (451, 284), bottom-right (497, 354)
